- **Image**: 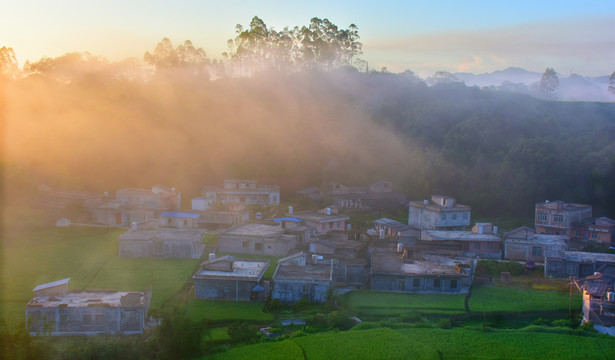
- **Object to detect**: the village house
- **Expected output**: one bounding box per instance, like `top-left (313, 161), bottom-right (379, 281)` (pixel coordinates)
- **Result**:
top-left (408, 195), bottom-right (471, 230)
top-left (90, 185), bottom-right (180, 227)
top-left (535, 200), bottom-right (592, 237)
top-left (322, 180), bottom-right (407, 211)
top-left (272, 252), bottom-right (334, 304)
top-left (503, 226), bottom-right (568, 263)
top-left (268, 216), bottom-right (312, 245)
top-left (373, 218), bottom-right (420, 241)
top-left (116, 185), bottom-right (181, 212)
top-left (193, 256), bottom-right (269, 301)
top-left (118, 227), bottom-right (207, 259)
top-left (218, 223), bottom-right (297, 256)
top-left (418, 223), bottom-right (501, 259)
top-left (26, 278), bottom-right (151, 336)
top-left (370, 251), bottom-right (471, 294)
top-left (296, 186), bottom-right (323, 202)
top-left (308, 233), bottom-right (370, 286)
top-left (572, 217), bottom-right (615, 246)
top-left (575, 271), bottom-right (615, 335)
top-left (293, 209), bottom-right (350, 236)
top-left (545, 251), bottom-right (615, 278)
top-left (91, 201), bottom-right (154, 227)
top-left (203, 179), bottom-right (280, 206)
top-left (159, 211), bottom-right (201, 229)
top-left (35, 186), bottom-right (104, 222)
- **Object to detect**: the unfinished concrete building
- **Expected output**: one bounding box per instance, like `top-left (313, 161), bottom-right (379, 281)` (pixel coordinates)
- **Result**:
top-left (26, 278), bottom-right (151, 335)
top-left (193, 256), bottom-right (269, 301)
top-left (408, 195), bottom-right (471, 230)
top-left (272, 252), bottom-right (334, 304)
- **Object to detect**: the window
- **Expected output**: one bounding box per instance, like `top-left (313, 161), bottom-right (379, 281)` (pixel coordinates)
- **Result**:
top-left (153, 241), bottom-right (164, 254)
top-left (183, 220), bottom-right (188, 226)
top-left (59, 313), bottom-right (68, 324)
top-left (545, 228), bottom-right (551, 234)
top-left (553, 214), bottom-right (563, 223)
top-left (537, 212), bottom-right (547, 221)
top-left (167, 218), bottom-right (172, 225)
top-left (413, 278), bottom-right (420, 288)
top-left (450, 279), bottom-right (457, 289)
top-left (487, 243), bottom-right (494, 250)
top-left (242, 240), bottom-right (248, 247)
top-left (592, 232), bottom-right (598, 239)
top-left (83, 314), bottom-right (93, 326)
top-left (302, 284), bottom-right (310, 294)
top-left (95, 314), bottom-right (105, 326)
top-left (566, 264), bottom-right (576, 276)
top-left (474, 243), bottom-right (481, 250)
top-left (397, 279), bottom-right (405, 290)
top-left (575, 231), bottom-right (581, 237)
top-left (254, 243), bottom-right (263, 251)
top-left (532, 246), bottom-right (543, 257)
top-left (433, 279), bottom-right (441, 288)
top-left (441, 214), bottom-right (447, 221)
top-left (329, 222), bottom-right (333, 229)
top-left (452, 214), bottom-right (457, 220)
top-left (223, 285), bottom-right (230, 292)
top-left (463, 213), bottom-right (468, 220)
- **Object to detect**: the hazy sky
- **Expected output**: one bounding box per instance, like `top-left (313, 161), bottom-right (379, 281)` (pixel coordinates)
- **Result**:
top-left (2, 0), bottom-right (614, 76)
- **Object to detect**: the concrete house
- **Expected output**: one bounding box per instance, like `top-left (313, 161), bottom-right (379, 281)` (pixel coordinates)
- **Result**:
top-left (309, 234), bottom-right (370, 286)
top-left (272, 252), bottom-right (334, 304)
top-left (545, 251), bottom-right (615, 278)
top-left (327, 180), bottom-right (407, 211)
top-left (535, 200), bottom-right (592, 237)
top-left (218, 224), bottom-right (297, 256)
top-left (293, 210), bottom-right (350, 236)
top-left (203, 179), bottom-right (280, 206)
top-left (159, 211), bottom-right (201, 229)
top-left (116, 185), bottom-right (181, 211)
top-left (418, 223), bottom-right (501, 259)
top-left (26, 278), bottom-right (151, 336)
top-left (575, 272), bottom-right (615, 335)
top-left (573, 217), bottom-right (615, 246)
top-left (370, 252), bottom-right (471, 294)
top-left (373, 218), bottom-right (420, 241)
top-left (91, 201), bottom-right (154, 227)
top-left (193, 256), bottom-right (269, 301)
top-left (408, 195), bottom-right (471, 230)
top-left (119, 228), bottom-right (207, 259)
top-left (503, 226), bottom-right (568, 263)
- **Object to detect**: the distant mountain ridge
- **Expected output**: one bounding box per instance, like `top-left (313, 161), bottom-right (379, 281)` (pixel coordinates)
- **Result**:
top-left (453, 67), bottom-right (613, 102)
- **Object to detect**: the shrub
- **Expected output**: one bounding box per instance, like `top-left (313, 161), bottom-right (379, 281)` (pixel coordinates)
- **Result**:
top-left (531, 318), bottom-right (550, 326)
top-left (228, 322), bottom-right (259, 344)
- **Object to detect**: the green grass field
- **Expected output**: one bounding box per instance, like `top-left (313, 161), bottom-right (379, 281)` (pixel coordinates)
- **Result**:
top-left (469, 286), bottom-right (581, 313)
top-left (341, 289), bottom-right (466, 320)
top-left (187, 299), bottom-right (274, 323)
top-left (1, 226), bottom-right (198, 331)
top-left (203, 327), bottom-right (615, 360)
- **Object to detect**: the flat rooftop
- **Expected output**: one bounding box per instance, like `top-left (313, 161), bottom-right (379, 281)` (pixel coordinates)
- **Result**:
top-left (194, 260), bottom-right (269, 280)
top-left (27, 291), bottom-right (147, 308)
top-left (274, 263), bottom-right (333, 282)
top-left (372, 252), bottom-right (468, 277)
top-left (224, 223), bottom-right (283, 237)
top-left (293, 211), bottom-right (349, 222)
top-left (421, 230), bottom-right (500, 242)
top-left (561, 251), bottom-right (615, 263)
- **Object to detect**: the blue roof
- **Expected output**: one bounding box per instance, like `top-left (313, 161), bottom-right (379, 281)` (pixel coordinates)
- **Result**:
top-left (160, 211), bottom-right (201, 219)
top-left (251, 284), bottom-right (264, 292)
top-left (268, 217), bottom-right (303, 223)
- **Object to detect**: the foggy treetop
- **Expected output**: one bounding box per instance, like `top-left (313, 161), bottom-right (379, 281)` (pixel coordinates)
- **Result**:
top-left (1, 17), bottom-right (615, 219)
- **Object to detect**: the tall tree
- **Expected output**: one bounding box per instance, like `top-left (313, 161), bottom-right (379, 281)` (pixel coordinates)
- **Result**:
top-left (0, 46), bottom-right (19, 78)
top-left (539, 67), bottom-right (559, 100)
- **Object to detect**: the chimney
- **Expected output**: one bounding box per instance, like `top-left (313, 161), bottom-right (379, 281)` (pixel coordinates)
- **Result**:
top-left (209, 253), bottom-right (216, 261)
top-left (493, 226), bottom-right (498, 235)
top-left (288, 206), bottom-right (293, 215)
top-left (326, 207), bottom-right (331, 215)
